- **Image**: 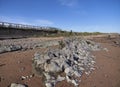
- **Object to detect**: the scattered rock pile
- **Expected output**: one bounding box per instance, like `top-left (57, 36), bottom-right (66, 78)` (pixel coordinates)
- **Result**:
top-left (0, 40), bottom-right (59, 54)
top-left (0, 45), bottom-right (22, 53)
top-left (32, 38), bottom-right (102, 87)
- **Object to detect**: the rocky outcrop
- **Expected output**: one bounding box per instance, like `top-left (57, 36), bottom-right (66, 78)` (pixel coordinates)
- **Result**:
top-left (32, 38), bottom-right (103, 87)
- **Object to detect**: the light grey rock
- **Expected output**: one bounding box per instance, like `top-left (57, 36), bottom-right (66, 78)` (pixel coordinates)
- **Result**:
top-left (0, 46), bottom-right (6, 53)
top-left (66, 75), bottom-right (72, 83)
top-left (103, 48), bottom-right (108, 52)
top-left (45, 82), bottom-right (53, 87)
top-left (65, 67), bottom-right (72, 75)
top-left (57, 75), bottom-right (65, 81)
top-left (71, 79), bottom-right (79, 87)
top-left (10, 83), bottom-right (26, 87)
top-left (79, 67), bottom-right (85, 71)
top-left (21, 76), bottom-right (26, 80)
top-left (44, 61), bottom-right (62, 72)
top-left (29, 75), bottom-right (33, 78)
top-left (74, 71), bottom-right (81, 77)
top-left (44, 73), bottom-right (51, 80)
top-left (9, 45), bottom-right (22, 51)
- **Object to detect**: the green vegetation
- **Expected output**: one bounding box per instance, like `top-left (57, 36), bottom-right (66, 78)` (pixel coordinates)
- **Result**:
top-left (38, 28), bottom-right (102, 37)
top-left (25, 26), bottom-right (102, 37)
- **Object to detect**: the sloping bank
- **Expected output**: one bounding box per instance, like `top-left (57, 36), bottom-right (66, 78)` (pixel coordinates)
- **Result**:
top-left (32, 37), bottom-right (106, 87)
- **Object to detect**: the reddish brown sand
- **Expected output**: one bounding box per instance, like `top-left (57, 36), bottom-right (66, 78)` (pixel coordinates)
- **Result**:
top-left (0, 36), bottom-right (120, 87)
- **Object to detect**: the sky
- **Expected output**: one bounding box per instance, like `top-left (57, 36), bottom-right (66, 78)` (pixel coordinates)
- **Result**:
top-left (0, 0), bottom-right (120, 33)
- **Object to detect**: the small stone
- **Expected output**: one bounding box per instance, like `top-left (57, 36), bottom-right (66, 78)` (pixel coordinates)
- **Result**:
top-left (71, 79), bottom-right (79, 87)
top-left (45, 82), bottom-right (53, 87)
top-left (85, 71), bottom-right (90, 75)
top-left (91, 61), bottom-right (96, 64)
top-left (18, 61), bottom-right (22, 64)
top-left (21, 76), bottom-right (26, 80)
top-left (66, 75), bottom-right (72, 82)
top-left (74, 71), bottom-right (81, 77)
top-left (44, 62), bottom-right (61, 72)
top-left (57, 75), bottom-right (65, 81)
top-left (64, 67), bottom-right (72, 74)
top-left (44, 73), bottom-right (51, 80)
top-left (26, 76), bottom-right (29, 79)
top-left (79, 67), bottom-right (85, 71)
top-left (29, 74), bottom-right (34, 78)
top-left (90, 67), bottom-right (95, 70)
top-left (21, 67), bottom-right (25, 71)
top-left (103, 48), bottom-right (108, 52)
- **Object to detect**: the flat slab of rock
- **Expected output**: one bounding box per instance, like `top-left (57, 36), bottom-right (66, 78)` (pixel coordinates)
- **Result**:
top-left (10, 83), bottom-right (27, 87)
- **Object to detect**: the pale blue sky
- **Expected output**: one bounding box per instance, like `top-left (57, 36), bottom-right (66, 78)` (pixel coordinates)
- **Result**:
top-left (0, 0), bottom-right (120, 33)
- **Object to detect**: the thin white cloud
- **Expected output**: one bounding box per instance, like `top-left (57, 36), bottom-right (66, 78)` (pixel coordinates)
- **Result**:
top-left (0, 16), bottom-right (30, 25)
top-left (59, 0), bottom-right (78, 7)
top-left (35, 19), bottom-right (54, 26)
top-left (75, 10), bottom-right (88, 16)
top-left (0, 16), bottom-right (54, 26)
